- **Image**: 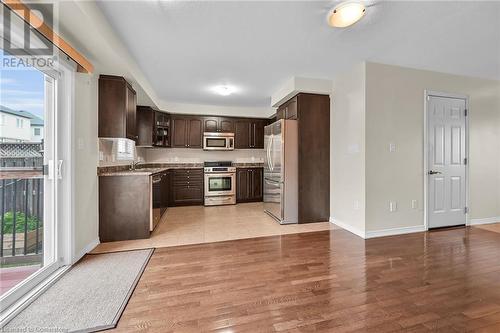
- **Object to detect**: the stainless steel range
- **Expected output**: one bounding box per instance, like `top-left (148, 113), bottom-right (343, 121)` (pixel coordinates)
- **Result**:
top-left (204, 161), bottom-right (236, 206)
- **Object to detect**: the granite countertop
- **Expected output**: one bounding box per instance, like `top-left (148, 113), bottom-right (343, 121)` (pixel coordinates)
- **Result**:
top-left (98, 162), bottom-right (264, 176)
top-left (97, 163), bottom-right (204, 176)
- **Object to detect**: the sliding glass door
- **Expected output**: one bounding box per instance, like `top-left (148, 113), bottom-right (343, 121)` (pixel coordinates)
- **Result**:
top-left (0, 50), bottom-right (64, 310)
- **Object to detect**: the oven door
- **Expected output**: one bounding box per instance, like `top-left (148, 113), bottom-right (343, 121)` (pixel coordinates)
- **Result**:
top-left (204, 173), bottom-right (235, 196)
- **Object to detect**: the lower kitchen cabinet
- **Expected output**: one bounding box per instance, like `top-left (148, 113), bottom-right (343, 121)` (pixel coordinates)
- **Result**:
top-left (99, 175), bottom-right (152, 242)
top-left (236, 167), bottom-right (263, 203)
top-left (170, 168), bottom-right (204, 206)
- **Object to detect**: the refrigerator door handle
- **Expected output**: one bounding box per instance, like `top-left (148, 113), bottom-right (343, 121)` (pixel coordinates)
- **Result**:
top-left (267, 135), bottom-right (273, 172)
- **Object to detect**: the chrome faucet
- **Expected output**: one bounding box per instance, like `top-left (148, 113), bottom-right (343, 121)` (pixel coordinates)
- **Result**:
top-left (129, 160), bottom-right (142, 171)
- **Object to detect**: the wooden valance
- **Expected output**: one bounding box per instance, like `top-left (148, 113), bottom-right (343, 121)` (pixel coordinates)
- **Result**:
top-left (2, 0), bottom-right (94, 73)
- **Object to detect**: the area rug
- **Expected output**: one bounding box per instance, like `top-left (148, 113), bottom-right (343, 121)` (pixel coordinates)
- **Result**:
top-left (4, 248), bottom-right (153, 332)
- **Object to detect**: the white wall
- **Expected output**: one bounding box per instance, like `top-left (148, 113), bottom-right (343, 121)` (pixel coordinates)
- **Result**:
top-left (74, 73), bottom-right (99, 257)
top-left (330, 63), bottom-right (366, 237)
top-left (363, 62), bottom-right (500, 234)
top-left (331, 62), bottom-right (500, 237)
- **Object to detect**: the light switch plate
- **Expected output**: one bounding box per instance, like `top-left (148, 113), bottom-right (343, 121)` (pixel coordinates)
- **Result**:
top-left (411, 200), bottom-right (418, 209)
top-left (389, 201), bottom-right (397, 212)
top-left (389, 143), bottom-right (396, 153)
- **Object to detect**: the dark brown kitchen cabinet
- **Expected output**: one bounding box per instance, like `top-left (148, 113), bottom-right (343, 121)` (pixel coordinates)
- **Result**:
top-left (234, 119), bottom-right (266, 149)
top-left (203, 117), bottom-right (234, 133)
top-left (236, 167), bottom-right (263, 203)
top-left (99, 75), bottom-right (137, 141)
top-left (136, 106), bottom-right (171, 147)
top-left (136, 106), bottom-right (154, 146)
top-left (170, 169), bottom-right (204, 206)
top-left (154, 112), bottom-right (171, 147)
top-left (277, 93), bottom-right (330, 224)
top-left (276, 96), bottom-right (297, 120)
top-left (171, 116), bottom-right (202, 148)
top-left (99, 175), bottom-right (151, 242)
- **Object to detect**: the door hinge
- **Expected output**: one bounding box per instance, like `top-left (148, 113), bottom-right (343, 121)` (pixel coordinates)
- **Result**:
top-left (464, 109), bottom-right (468, 117)
top-left (464, 157), bottom-right (467, 165)
top-left (464, 207), bottom-right (469, 214)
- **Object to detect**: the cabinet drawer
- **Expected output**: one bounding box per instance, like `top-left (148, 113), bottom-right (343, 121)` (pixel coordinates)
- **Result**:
top-left (173, 180), bottom-right (203, 187)
top-left (173, 169), bottom-right (203, 176)
top-left (173, 185), bottom-right (204, 205)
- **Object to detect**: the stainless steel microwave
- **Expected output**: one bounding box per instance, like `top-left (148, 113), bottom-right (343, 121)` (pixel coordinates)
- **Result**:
top-left (203, 132), bottom-right (234, 151)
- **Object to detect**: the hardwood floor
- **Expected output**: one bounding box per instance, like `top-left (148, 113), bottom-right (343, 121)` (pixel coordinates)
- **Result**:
top-left (112, 226), bottom-right (500, 332)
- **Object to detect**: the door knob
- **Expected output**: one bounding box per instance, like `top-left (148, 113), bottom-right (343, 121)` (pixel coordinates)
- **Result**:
top-left (428, 170), bottom-right (442, 175)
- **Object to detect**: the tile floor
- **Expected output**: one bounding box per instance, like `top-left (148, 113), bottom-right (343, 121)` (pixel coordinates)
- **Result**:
top-left (91, 202), bottom-right (335, 253)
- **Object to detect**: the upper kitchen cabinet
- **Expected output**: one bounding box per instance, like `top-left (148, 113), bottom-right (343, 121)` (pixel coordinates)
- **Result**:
top-left (234, 118), bottom-right (267, 149)
top-left (136, 106), bottom-right (170, 147)
top-left (99, 75), bottom-right (137, 140)
top-left (276, 96), bottom-right (297, 120)
top-left (171, 116), bottom-right (202, 148)
top-left (203, 117), bottom-right (234, 133)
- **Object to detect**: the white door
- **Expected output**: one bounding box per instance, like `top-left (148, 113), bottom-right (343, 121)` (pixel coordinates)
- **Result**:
top-left (427, 94), bottom-right (467, 228)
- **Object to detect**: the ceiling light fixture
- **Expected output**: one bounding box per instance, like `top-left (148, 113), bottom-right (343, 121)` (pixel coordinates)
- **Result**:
top-left (212, 85), bottom-right (236, 96)
top-left (327, 1), bottom-right (366, 28)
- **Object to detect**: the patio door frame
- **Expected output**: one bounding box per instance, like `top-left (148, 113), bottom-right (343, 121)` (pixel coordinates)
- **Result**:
top-left (0, 56), bottom-right (75, 323)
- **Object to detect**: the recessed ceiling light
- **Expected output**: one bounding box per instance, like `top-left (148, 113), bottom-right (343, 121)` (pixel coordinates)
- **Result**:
top-left (327, 1), bottom-right (366, 28)
top-left (212, 85), bottom-right (236, 96)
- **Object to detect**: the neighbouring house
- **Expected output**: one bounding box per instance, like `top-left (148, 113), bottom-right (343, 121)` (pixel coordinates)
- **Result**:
top-left (0, 106), bottom-right (44, 143)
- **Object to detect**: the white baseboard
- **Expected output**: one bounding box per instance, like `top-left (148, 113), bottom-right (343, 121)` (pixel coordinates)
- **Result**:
top-left (468, 216), bottom-right (500, 226)
top-left (329, 217), bottom-right (366, 239)
top-left (330, 217), bottom-right (427, 239)
top-left (365, 225), bottom-right (426, 239)
top-left (73, 237), bottom-right (100, 263)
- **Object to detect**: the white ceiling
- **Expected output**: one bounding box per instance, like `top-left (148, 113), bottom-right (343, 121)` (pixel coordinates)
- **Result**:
top-left (97, 1), bottom-right (500, 108)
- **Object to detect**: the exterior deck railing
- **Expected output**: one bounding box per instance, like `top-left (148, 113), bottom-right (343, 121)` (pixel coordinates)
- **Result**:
top-left (0, 173), bottom-right (44, 263)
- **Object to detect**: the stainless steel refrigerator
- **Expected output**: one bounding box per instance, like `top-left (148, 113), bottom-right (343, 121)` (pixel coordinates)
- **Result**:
top-left (264, 119), bottom-right (298, 224)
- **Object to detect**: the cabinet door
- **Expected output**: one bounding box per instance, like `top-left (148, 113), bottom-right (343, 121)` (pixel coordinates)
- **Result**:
top-left (234, 120), bottom-right (251, 149)
top-left (187, 118), bottom-right (202, 148)
top-left (251, 168), bottom-right (263, 200)
top-left (136, 106), bottom-right (154, 146)
top-left (236, 168), bottom-right (249, 202)
top-left (276, 107), bottom-right (285, 120)
top-left (125, 84), bottom-right (137, 141)
top-left (219, 118), bottom-right (234, 133)
top-left (252, 120), bottom-right (265, 149)
top-left (172, 117), bottom-right (188, 147)
top-left (285, 97), bottom-right (298, 119)
top-left (203, 117), bottom-right (218, 133)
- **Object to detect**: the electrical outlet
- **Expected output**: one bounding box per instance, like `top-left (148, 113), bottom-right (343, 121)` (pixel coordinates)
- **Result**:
top-left (389, 201), bottom-right (397, 212)
top-left (389, 143), bottom-right (396, 153)
top-left (353, 200), bottom-right (360, 211)
top-left (411, 200), bottom-right (418, 209)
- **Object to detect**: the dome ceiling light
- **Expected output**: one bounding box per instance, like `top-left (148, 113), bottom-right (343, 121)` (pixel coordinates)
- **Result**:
top-left (327, 1), bottom-right (366, 28)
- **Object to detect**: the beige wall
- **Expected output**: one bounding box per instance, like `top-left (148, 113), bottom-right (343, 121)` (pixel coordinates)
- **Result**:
top-left (365, 62), bottom-right (500, 232)
top-left (331, 63), bottom-right (366, 235)
top-left (74, 73), bottom-right (99, 257)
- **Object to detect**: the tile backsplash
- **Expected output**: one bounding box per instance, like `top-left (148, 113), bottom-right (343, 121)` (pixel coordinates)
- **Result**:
top-left (145, 148), bottom-right (265, 164)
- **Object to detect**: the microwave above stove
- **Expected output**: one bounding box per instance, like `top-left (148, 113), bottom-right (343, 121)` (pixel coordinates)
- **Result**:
top-left (203, 132), bottom-right (234, 151)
